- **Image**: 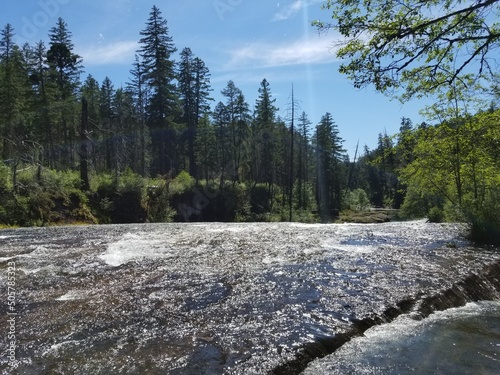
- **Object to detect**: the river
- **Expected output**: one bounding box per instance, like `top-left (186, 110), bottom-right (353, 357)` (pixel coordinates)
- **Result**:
top-left (303, 300), bottom-right (500, 374)
top-left (0, 221), bottom-right (499, 374)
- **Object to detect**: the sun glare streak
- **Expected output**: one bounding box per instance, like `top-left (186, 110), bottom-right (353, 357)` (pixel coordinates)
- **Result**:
top-left (302, 4), bottom-right (316, 121)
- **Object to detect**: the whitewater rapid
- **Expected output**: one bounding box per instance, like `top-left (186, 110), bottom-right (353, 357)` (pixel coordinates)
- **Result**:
top-left (0, 221), bottom-right (498, 374)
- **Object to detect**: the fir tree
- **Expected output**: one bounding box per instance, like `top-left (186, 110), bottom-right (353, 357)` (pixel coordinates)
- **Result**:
top-left (315, 112), bottom-right (345, 221)
top-left (178, 48), bottom-right (212, 179)
top-left (253, 79), bottom-right (278, 189)
top-left (138, 5), bottom-right (178, 175)
top-left (0, 25), bottom-right (32, 165)
top-left (46, 18), bottom-right (82, 168)
top-left (127, 54), bottom-right (150, 176)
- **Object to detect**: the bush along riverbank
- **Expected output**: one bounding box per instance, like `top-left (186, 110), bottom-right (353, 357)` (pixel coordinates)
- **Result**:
top-left (1, 166), bottom-right (499, 246)
top-left (0, 168), bottom-right (322, 226)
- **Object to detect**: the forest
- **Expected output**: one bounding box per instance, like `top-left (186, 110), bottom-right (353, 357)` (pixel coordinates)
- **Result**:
top-left (0, 5), bottom-right (499, 244)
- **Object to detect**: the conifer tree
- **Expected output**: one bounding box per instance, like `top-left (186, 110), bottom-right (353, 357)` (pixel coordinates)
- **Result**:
top-left (0, 24), bottom-right (19, 161)
top-left (297, 111), bottom-right (312, 210)
top-left (221, 81), bottom-right (248, 182)
top-left (127, 54), bottom-right (150, 176)
top-left (113, 88), bottom-right (137, 175)
top-left (100, 77), bottom-right (115, 172)
top-left (178, 48), bottom-right (212, 179)
top-left (30, 41), bottom-right (56, 167)
top-left (80, 75), bottom-right (101, 173)
top-left (233, 91), bottom-right (251, 181)
top-left (138, 5), bottom-right (178, 175)
top-left (253, 79), bottom-right (278, 189)
top-left (47, 18), bottom-right (82, 168)
top-left (81, 75), bottom-right (101, 124)
top-left (0, 24), bottom-right (32, 167)
top-left (213, 101), bottom-right (229, 187)
top-left (47, 18), bottom-right (81, 97)
top-left (195, 114), bottom-right (217, 182)
top-left (315, 112), bottom-right (345, 221)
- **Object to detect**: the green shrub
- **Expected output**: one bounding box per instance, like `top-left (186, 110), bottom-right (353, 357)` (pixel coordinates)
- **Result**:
top-left (93, 173), bottom-right (117, 198)
top-left (427, 206), bottom-right (445, 223)
top-left (464, 190), bottom-right (500, 245)
top-left (117, 168), bottom-right (145, 195)
top-left (96, 197), bottom-right (113, 224)
top-left (0, 204), bottom-right (7, 224)
top-left (443, 201), bottom-right (466, 222)
top-left (169, 171), bottom-right (195, 195)
top-left (399, 185), bottom-right (445, 220)
top-left (467, 214), bottom-right (500, 245)
top-left (40, 169), bottom-right (81, 191)
top-left (344, 189), bottom-right (371, 212)
top-left (12, 195), bottom-right (31, 226)
top-left (28, 189), bottom-right (55, 225)
top-left (113, 169), bottom-right (146, 223)
top-left (249, 184), bottom-right (273, 214)
top-left (0, 162), bottom-right (9, 190)
top-left (171, 180), bottom-right (250, 222)
top-left (89, 174), bottom-right (117, 223)
top-left (146, 179), bottom-right (174, 222)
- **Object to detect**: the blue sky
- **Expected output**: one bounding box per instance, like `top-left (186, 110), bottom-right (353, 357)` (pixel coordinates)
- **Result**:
top-left (1, 0), bottom-right (431, 156)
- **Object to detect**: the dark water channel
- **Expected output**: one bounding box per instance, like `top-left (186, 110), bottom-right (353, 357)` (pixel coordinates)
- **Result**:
top-left (0, 221), bottom-right (499, 374)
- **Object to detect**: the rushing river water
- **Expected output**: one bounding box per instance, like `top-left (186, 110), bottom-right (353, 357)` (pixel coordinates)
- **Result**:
top-left (303, 301), bottom-right (500, 375)
top-left (0, 221), bottom-right (499, 374)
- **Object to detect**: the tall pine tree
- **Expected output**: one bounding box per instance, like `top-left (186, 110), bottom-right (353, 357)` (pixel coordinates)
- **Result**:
top-left (47, 18), bottom-right (82, 168)
top-left (253, 79), bottom-right (278, 189)
top-left (138, 6), bottom-right (178, 176)
top-left (127, 54), bottom-right (150, 176)
top-left (315, 112), bottom-right (345, 221)
top-left (178, 48), bottom-right (212, 179)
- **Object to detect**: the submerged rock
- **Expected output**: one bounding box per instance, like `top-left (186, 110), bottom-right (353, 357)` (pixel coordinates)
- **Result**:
top-left (0, 221), bottom-right (498, 374)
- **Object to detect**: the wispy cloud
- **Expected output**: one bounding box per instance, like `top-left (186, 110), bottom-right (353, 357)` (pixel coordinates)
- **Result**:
top-left (225, 36), bottom-right (338, 70)
top-left (273, 0), bottom-right (323, 21)
top-left (80, 40), bottom-right (138, 66)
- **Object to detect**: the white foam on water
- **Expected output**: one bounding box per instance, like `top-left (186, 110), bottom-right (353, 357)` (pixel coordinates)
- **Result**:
top-left (23, 245), bottom-right (52, 257)
top-left (345, 301), bottom-right (498, 350)
top-left (262, 256), bottom-right (288, 264)
top-left (290, 223), bottom-right (329, 228)
top-left (56, 290), bottom-right (87, 301)
top-left (99, 232), bottom-right (174, 267)
top-left (19, 267), bottom-right (42, 275)
top-left (321, 239), bottom-right (376, 255)
top-left (45, 340), bottom-right (81, 355)
top-left (303, 247), bottom-right (325, 256)
top-left (303, 301), bottom-right (500, 375)
top-left (206, 226), bottom-right (249, 233)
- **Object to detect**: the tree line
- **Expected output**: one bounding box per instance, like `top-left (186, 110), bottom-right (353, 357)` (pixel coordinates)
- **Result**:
top-left (0, 6), bottom-right (352, 225)
top-left (1, 4), bottom-right (499, 246)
